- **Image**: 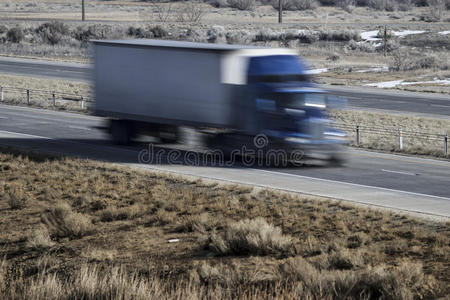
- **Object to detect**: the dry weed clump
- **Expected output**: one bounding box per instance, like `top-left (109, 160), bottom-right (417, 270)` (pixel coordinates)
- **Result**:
top-left (24, 265), bottom-right (154, 300)
top-left (279, 258), bottom-right (434, 299)
top-left (207, 218), bottom-right (296, 257)
top-left (99, 204), bottom-right (143, 222)
top-left (41, 202), bottom-right (94, 239)
top-left (177, 212), bottom-right (215, 233)
top-left (3, 181), bottom-right (30, 210)
top-left (5, 190), bottom-right (27, 210)
top-left (26, 227), bottom-right (55, 250)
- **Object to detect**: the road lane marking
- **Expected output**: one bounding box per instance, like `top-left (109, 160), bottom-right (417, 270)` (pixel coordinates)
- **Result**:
top-left (353, 149), bottom-right (450, 167)
top-left (68, 125), bottom-right (91, 131)
top-left (254, 169), bottom-right (450, 202)
top-left (381, 169), bottom-right (417, 176)
top-left (431, 104), bottom-right (450, 108)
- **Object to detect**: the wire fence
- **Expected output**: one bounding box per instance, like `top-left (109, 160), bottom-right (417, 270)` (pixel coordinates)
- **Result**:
top-left (0, 84), bottom-right (448, 155)
top-left (334, 122), bottom-right (449, 155)
top-left (0, 85), bottom-right (93, 110)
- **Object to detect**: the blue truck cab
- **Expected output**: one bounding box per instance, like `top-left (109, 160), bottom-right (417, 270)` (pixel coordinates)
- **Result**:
top-left (244, 54), bottom-right (348, 163)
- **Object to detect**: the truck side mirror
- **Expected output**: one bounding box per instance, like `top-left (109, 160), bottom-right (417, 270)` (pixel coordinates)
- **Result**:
top-left (326, 96), bottom-right (347, 109)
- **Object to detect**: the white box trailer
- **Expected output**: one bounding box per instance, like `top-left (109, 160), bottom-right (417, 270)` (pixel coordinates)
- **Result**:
top-left (92, 39), bottom-right (347, 165)
top-left (93, 39), bottom-right (295, 130)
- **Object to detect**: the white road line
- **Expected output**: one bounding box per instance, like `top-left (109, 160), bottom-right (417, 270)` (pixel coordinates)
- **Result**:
top-left (0, 130), bottom-right (53, 140)
top-left (431, 104), bottom-right (450, 108)
top-left (381, 169), bottom-right (416, 176)
top-left (253, 169), bottom-right (450, 202)
top-left (68, 125), bottom-right (91, 131)
top-left (352, 149), bottom-right (450, 167)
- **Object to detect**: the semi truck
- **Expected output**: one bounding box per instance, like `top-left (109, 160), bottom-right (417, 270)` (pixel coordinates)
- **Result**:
top-left (93, 39), bottom-right (347, 165)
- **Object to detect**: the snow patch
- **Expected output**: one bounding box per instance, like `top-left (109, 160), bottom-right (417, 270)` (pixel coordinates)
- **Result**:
top-left (364, 78), bottom-right (450, 88)
top-left (356, 66), bottom-right (389, 73)
top-left (393, 30), bottom-right (426, 37)
top-left (439, 31), bottom-right (450, 35)
top-left (365, 80), bottom-right (404, 88)
top-left (305, 68), bottom-right (328, 75)
top-left (360, 30), bottom-right (380, 41)
top-left (361, 30), bottom-right (426, 42)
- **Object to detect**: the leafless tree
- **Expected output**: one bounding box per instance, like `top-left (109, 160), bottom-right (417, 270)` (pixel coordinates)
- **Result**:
top-left (428, 0), bottom-right (445, 21)
top-left (177, 1), bottom-right (206, 23)
top-left (152, 0), bottom-right (173, 22)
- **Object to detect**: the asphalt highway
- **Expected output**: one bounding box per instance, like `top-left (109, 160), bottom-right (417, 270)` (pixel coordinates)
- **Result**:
top-left (0, 104), bottom-right (449, 219)
top-left (0, 56), bottom-right (449, 117)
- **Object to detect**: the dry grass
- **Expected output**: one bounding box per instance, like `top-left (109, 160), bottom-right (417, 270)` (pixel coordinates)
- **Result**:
top-left (207, 217), bottom-right (296, 257)
top-left (0, 74), bottom-right (91, 110)
top-left (0, 147), bottom-right (448, 298)
top-left (4, 180), bottom-right (29, 209)
top-left (41, 202), bottom-right (94, 239)
top-left (26, 227), bottom-right (55, 250)
top-left (332, 109), bottom-right (450, 158)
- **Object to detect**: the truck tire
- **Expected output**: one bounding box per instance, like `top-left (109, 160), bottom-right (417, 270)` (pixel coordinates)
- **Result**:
top-left (110, 120), bottom-right (133, 145)
top-left (158, 126), bottom-right (180, 144)
top-left (328, 154), bottom-right (347, 167)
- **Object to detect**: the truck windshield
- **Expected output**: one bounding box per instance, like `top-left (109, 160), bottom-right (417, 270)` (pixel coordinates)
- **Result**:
top-left (275, 93), bottom-right (326, 109)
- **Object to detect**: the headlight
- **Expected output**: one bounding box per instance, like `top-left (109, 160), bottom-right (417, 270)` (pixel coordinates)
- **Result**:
top-left (285, 137), bottom-right (309, 144)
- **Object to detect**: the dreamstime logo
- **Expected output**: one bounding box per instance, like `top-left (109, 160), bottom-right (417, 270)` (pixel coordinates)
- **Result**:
top-left (138, 134), bottom-right (305, 167)
top-left (253, 134), bottom-right (269, 148)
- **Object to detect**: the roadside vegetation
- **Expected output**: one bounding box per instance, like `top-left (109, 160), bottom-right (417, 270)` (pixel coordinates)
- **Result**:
top-left (0, 148), bottom-right (448, 298)
top-left (0, 74), bottom-right (90, 111)
top-left (331, 109), bottom-right (450, 159)
top-left (0, 0), bottom-right (449, 92)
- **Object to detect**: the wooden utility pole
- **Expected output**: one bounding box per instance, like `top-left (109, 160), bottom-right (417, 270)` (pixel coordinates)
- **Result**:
top-left (383, 25), bottom-right (387, 57)
top-left (278, 0), bottom-right (282, 23)
top-left (82, 0), bottom-right (86, 21)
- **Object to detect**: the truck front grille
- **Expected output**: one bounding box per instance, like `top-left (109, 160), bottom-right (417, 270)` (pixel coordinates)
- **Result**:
top-left (310, 121), bottom-right (324, 140)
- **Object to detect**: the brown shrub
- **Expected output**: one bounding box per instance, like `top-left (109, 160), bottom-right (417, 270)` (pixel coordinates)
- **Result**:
top-left (26, 227), bottom-right (55, 250)
top-left (5, 182), bottom-right (28, 210)
top-left (41, 202), bottom-right (93, 239)
top-left (25, 265), bottom-right (153, 300)
top-left (207, 218), bottom-right (296, 257)
top-left (99, 205), bottom-right (142, 222)
top-left (177, 213), bottom-right (214, 233)
top-left (228, 0), bottom-right (256, 10)
top-left (328, 249), bottom-right (365, 270)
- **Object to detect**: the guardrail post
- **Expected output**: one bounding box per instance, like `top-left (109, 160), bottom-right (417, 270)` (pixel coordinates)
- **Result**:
top-left (356, 125), bottom-right (360, 145)
top-left (26, 89), bottom-right (30, 105)
top-left (81, 96), bottom-right (84, 110)
top-left (52, 93), bottom-right (56, 107)
top-left (399, 128), bottom-right (403, 150)
top-left (0, 86), bottom-right (3, 102)
top-left (445, 134), bottom-right (448, 155)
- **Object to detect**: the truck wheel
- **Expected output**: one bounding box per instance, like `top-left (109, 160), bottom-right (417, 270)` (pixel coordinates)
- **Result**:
top-left (328, 154), bottom-right (346, 167)
top-left (159, 126), bottom-right (180, 144)
top-left (110, 120), bottom-right (133, 145)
